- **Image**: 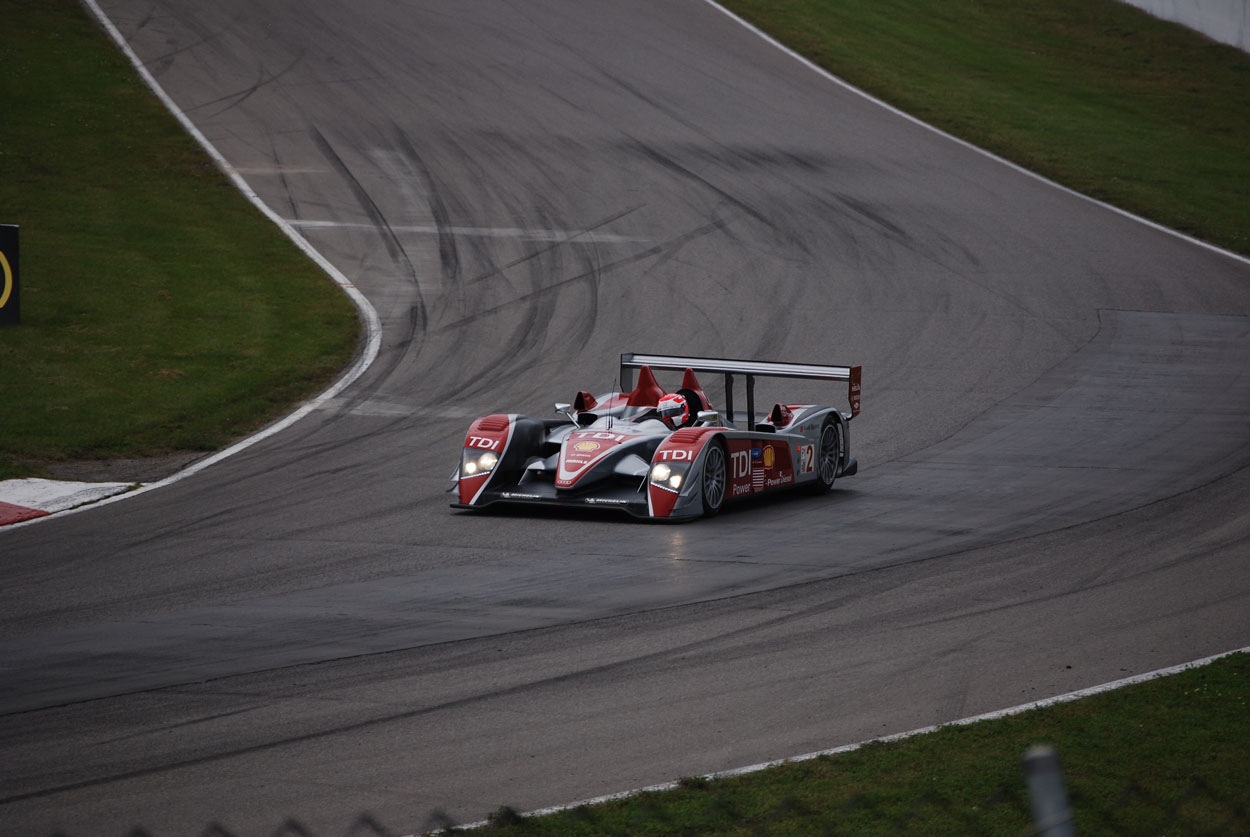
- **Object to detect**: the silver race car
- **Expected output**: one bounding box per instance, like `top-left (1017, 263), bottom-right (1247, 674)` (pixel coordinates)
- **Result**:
top-left (451, 353), bottom-right (861, 521)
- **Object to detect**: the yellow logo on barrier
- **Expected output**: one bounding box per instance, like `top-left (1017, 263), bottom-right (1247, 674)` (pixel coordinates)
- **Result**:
top-left (0, 250), bottom-right (11, 309)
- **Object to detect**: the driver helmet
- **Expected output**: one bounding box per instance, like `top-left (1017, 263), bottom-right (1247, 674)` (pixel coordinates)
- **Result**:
top-left (657, 393), bottom-right (689, 427)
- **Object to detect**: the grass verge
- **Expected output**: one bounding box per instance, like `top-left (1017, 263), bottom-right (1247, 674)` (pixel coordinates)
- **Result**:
top-left (471, 652), bottom-right (1249, 834)
top-left (719, 0), bottom-right (1250, 257)
top-left (0, 0), bottom-right (360, 479)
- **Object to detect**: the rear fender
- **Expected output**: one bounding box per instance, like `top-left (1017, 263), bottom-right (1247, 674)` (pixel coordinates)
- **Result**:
top-left (786, 408), bottom-right (852, 483)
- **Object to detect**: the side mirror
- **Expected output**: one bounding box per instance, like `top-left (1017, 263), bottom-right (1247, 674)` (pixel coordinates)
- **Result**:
top-left (696, 410), bottom-right (720, 426)
top-left (555, 402), bottom-right (576, 423)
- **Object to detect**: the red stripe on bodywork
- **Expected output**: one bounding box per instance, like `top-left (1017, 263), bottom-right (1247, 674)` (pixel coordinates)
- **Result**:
top-left (459, 414), bottom-right (513, 505)
top-left (849, 365), bottom-right (862, 418)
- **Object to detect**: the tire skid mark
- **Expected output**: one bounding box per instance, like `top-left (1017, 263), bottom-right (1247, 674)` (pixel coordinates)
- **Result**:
top-left (384, 127), bottom-right (644, 404)
top-left (430, 216), bottom-right (729, 405)
top-left (184, 49), bottom-right (305, 117)
top-left (309, 127), bottom-right (422, 295)
top-left (392, 127), bottom-right (463, 295)
top-left (433, 217), bottom-right (727, 334)
top-left (0, 591), bottom-right (843, 805)
top-left (306, 125), bottom-right (429, 416)
top-left (626, 138), bottom-right (808, 255)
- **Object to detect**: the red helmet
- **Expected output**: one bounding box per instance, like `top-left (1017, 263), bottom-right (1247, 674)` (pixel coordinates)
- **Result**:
top-left (657, 393), bottom-right (689, 426)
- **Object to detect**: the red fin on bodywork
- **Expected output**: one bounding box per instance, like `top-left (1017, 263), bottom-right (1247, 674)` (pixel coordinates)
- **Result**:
top-left (680, 368), bottom-right (713, 411)
top-left (768, 403), bottom-right (794, 426)
top-left (626, 365), bottom-right (665, 407)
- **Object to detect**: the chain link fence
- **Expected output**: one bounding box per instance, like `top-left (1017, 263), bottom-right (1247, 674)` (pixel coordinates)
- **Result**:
top-left (108, 745), bottom-right (1248, 835)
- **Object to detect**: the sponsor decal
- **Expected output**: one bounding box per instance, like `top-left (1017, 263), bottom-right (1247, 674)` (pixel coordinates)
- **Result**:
top-left (798, 444), bottom-right (815, 473)
top-left (730, 450), bottom-right (750, 479)
top-left (502, 492), bottom-right (541, 500)
top-left (587, 497), bottom-right (628, 505)
top-left (657, 448), bottom-right (693, 461)
top-left (751, 447), bottom-right (762, 460)
top-left (0, 250), bottom-right (11, 309)
top-left (0, 225), bottom-right (18, 326)
top-left (558, 430), bottom-right (630, 487)
top-left (582, 431), bottom-right (627, 443)
top-left (763, 445), bottom-right (775, 468)
top-left (468, 435), bottom-right (502, 451)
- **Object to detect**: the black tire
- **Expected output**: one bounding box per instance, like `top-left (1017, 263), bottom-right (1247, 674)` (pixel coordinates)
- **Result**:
top-left (810, 418), bottom-right (842, 494)
top-left (701, 439), bottom-right (728, 516)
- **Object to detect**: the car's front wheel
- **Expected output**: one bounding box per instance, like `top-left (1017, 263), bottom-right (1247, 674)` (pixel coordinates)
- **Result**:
top-left (701, 440), bottom-right (728, 516)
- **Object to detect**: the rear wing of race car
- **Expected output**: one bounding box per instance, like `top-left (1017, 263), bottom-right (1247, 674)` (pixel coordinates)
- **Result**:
top-left (620, 352), bottom-right (861, 431)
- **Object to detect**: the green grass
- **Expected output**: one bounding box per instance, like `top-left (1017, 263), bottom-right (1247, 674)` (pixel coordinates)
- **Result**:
top-left (0, 0), bottom-right (360, 479)
top-left (720, 0), bottom-right (1250, 256)
top-left (471, 653), bottom-right (1250, 834)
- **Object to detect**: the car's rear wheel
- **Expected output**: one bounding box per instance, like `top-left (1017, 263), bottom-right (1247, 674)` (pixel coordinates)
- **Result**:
top-left (701, 440), bottom-right (728, 516)
top-left (811, 418), bottom-right (842, 494)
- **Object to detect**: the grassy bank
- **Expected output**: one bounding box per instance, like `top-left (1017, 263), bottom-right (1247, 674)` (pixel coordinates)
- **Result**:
top-left (474, 653), bottom-right (1249, 834)
top-left (720, 0), bottom-right (1250, 257)
top-left (0, 0), bottom-right (360, 479)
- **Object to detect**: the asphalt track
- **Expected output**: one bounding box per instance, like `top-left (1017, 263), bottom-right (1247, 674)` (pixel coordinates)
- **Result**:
top-left (3, 0), bottom-right (1250, 833)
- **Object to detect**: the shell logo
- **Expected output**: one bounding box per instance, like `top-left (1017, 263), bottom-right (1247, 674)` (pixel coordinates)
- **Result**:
top-left (0, 250), bottom-right (12, 309)
top-left (763, 445), bottom-right (775, 468)
top-left (574, 441), bottom-right (600, 452)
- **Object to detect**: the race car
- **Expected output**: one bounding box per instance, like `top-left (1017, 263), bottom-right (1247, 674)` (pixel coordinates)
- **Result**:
top-left (450, 353), bottom-right (861, 521)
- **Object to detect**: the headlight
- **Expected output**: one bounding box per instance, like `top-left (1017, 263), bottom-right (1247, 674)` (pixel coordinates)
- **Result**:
top-left (462, 448), bottom-right (500, 477)
top-left (649, 461), bottom-right (689, 493)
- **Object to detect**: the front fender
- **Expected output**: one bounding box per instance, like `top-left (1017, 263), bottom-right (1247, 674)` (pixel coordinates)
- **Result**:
top-left (647, 427), bottom-right (721, 519)
top-left (457, 415), bottom-right (546, 506)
